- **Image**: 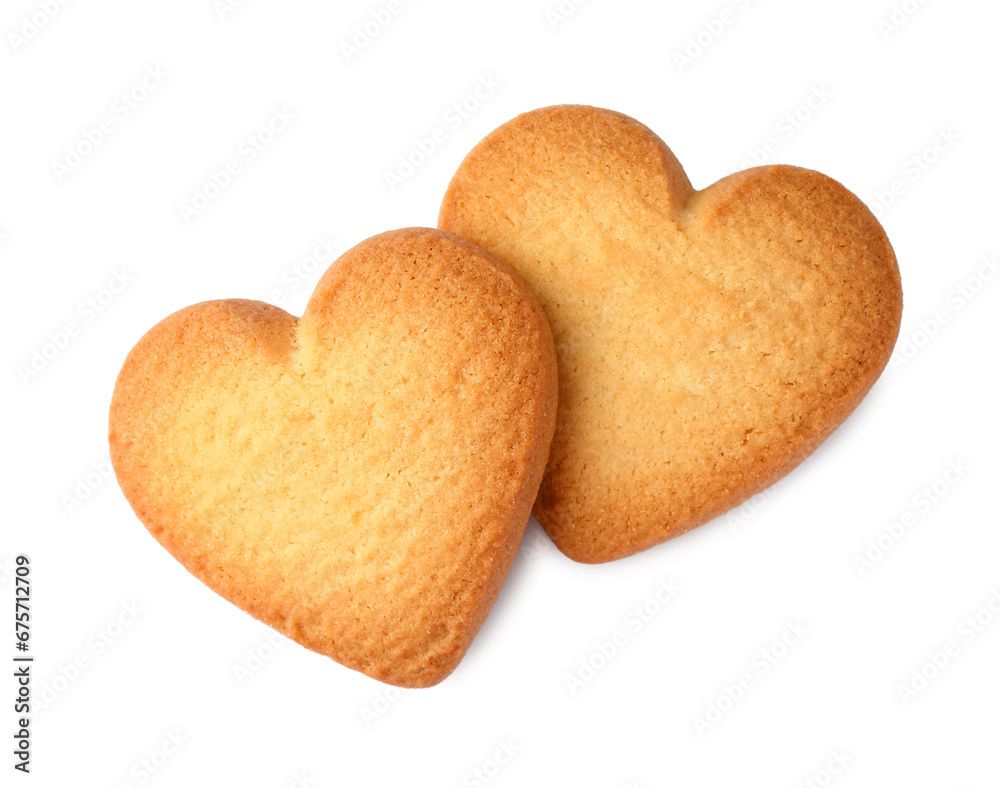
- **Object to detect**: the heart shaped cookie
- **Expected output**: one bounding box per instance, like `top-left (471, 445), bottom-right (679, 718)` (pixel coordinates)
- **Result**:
top-left (440, 105), bottom-right (903, 563)
top-left (109, 228), bottom-right (557, 686)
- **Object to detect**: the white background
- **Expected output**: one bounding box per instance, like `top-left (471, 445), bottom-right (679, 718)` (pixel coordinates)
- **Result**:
top-left (4, 0), bottom-right (999, 785)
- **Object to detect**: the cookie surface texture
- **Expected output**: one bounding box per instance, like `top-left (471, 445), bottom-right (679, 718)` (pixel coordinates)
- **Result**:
top-left (439, 105), bottom-right (902, 563)
top-left (109, 228), bottom-right (558, 686)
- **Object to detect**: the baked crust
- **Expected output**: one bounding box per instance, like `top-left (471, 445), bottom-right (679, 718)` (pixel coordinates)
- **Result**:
top-left (109, 228), bottom-right (558, 686)
top-left (440, 105), bottom-right (903, 563)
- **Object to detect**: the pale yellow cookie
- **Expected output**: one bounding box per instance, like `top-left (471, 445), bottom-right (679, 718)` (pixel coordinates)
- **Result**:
top-left (110, 228), bottom-right (558, 686)
top-left (440, 105), bottom-right (902, 563)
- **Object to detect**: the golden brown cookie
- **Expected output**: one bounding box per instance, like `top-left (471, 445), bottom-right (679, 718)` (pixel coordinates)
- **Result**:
top-left (440, 105), bottom-right (902, 563)
top-left (109, 228), bottom-right (557, 686)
